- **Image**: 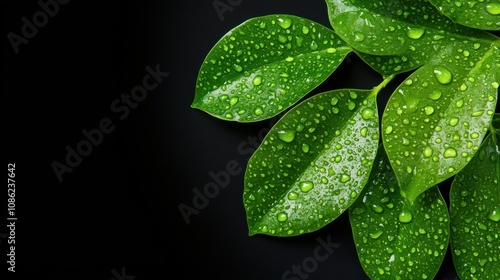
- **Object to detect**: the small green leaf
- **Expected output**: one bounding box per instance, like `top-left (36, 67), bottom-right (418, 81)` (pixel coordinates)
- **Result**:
top-left (192, 14), bottom-right (351, 122)
top-left (449, 132), bottom-right (500, 279)
top-left (244, 89), bottom-right (379, 236)
top-left (430, 0), bottom-right (500, 31)
top-left (382, 49), bottom-right (499, 201)
top-left (349, 146), bottom-right (450, 280)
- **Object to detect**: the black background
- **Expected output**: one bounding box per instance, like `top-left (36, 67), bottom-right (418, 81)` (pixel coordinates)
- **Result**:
top-left (2, 1), bottom-right (499, 279)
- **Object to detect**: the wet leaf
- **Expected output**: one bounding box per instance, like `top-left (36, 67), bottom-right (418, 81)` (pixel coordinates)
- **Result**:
top-left (349, 146), bottom-right (450, 280)
top-left (192, 14), bottom-right (351, 122)
top-left (326, 0), bottom-right (499, 76)
top-left (449, 130), bottom-right (500, 279)
top-left (327, 0), bottom-right (500, 200)
top-left (430, 0), bottom-right (500, 31)
top-left (244, 89), bottom-right (379, 236)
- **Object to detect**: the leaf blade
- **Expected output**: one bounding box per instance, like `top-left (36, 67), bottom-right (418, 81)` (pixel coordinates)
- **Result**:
top-left (244, 89), bottom-right (379, 236)
top-left (449, 132), bottom-right (500, 279)
top-left (430, 0), bottom-right (500, 31)
top-left (349, 146), bottom-right (450, 280)
top-left (193, 14), bottom-right (351, 122)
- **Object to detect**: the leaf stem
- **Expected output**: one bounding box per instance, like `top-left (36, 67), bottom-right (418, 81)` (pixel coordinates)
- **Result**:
top-left (371, 74), bottom-right (396, 96)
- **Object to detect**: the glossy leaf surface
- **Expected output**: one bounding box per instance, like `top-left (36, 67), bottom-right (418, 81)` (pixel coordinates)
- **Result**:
top-left (430, 0), bottom-right (500, 31)
top-left (350, 146), bottom-right (450, 280)
top-left (192, 14), bottom-right (351, 122)
top-left (449, 131), bottom-right (500, 279)
top-left (244, 89), bottom-right (379, 236)
top-left (326, 0), bottom-right (500, 200)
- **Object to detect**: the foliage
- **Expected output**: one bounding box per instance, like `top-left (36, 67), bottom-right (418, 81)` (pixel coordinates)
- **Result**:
top-left (192, 0), bottom-right (500, 278)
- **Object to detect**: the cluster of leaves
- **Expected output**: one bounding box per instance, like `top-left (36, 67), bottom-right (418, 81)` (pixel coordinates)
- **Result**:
top-left (192, 0), bottom-right (500, 279)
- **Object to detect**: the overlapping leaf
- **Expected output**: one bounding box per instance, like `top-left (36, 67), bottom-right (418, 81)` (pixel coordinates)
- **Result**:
top-left (449, 128), bottom-right (500, 279)
top-left (430, 0), bottom-right (500, 31)
top-left (244, 89), bottom-right (379, 236)
top-left (192, 14), bottom-right (351, 122)
top-left (349, 146), bottom-right (450, 280)
top-left (326, 0), bottom-right (500, 201)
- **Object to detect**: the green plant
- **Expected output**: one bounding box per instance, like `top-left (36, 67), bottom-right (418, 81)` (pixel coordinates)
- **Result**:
top-left (192, 0), bottom-right (500, 279)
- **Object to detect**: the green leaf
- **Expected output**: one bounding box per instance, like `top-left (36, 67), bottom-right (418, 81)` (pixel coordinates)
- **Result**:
top-left (326, 0), bottom-right (500, 200)
top-left (382, 52), bottom-right (499, 202)
top-left (192, 14), bottom-right (351, 122)
top-left (244, 89), bottom-right (379, 236)
top-left (430, 0), bottom-right (500, 31)
top-left (349, 146), bottom-right (450, 280)
top-left (449, 132), bottom-right (500, 279)
top-left (326, 0), bottom-right (499, 76)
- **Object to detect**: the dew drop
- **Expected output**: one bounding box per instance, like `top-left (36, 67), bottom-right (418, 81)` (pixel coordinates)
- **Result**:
top-left (299, 181), bottom-right (314, 193)
top-left (277, 212), bottom-right (288, 222)
top-left (433, 66), bottom-right (453, 85)
top-left (230, 96), bottom-right (239, 106)
top-left (449, 117), bottom-right (459, 126)
top-left (302, 26), bottom-right (310, 34)
top-left (424, 147), bottom-right (433, 158)
top-left (372, 204), bottom-right (384, 213)
top-left (429, 90), bottom-right (442, 101)
top-left (254, 107), bottom-right (264, 116)
top-left (302, 143), bottom-right (310, 153)
top-left (385, 126), bottom-right (393, 135)
top-left (406, 27), bottom-right (425, 39)
top-left (252, 75), bottom-right (263, 86)
top-left (327, 48), bottom-right (337, 53)
top-left (348, 101), bottom-right (356, 111)
top-left (444, 148), bottom-right (458, 158)
top-left (310, 41), bottom-right (318, 50)
top-left (361, 108), bottom-right (376, 120)
top-left (370, 230), bottom-right (383, 239)
top-left (354, 32), bottom-right (365, 42)
top-left (288, 192), bottom-right (299, 200)
top-left (399, 211), bottom-right (413, 223)
top-left (488, 207), bottom-right (500, 222)
top-left (234, 64), bottom-right (243, 72)
top-left (424, 106), bottom-right (435, 115)
top-left (486, 3), bottom-right (500, 15)
top-left (278, 17), bottom-right (292, 29)
top-left (340, 174), bottom-right (351, 183)
top-left (277, 130), bottom-right (296, 143)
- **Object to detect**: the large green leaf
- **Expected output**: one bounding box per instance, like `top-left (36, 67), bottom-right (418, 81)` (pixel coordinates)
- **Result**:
top-left (192, 14), bottom-right (351, 122)
top-left (326, 0), bottom-right (500, 201)
top-left (244, 89), bottom-right (379, 236)
top-left (449, 130), bottom-right (500, 279)
top-left (383, 58), bottom-right (499, 202)
top-left (430, 0), bottom-right (500, 31)
top-left (349, 146), bottom-right (450, 280)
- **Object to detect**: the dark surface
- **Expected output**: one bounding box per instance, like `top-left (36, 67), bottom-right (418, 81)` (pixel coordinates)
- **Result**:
top-left (2, 1), bottom-right (499, 279)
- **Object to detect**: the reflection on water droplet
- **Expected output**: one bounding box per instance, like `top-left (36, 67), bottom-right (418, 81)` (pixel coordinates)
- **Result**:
top-left (424, 147), bottom-right (433, 158)
top-left (288, 192), bottom-right (299, 200)
top-left (424, 106), bottom-right (435, 115)
top-left (254, 107), bottom-right (264, 116)
top-left (278, 130), bottom-right (296, 143)
top-left (433, 66), bottom-right (452, 85)
top-left (277, 212), bottom-right (288, 222)
top-left (429, 90), bottom-right (442, 101)
top-left (372, 204), bottom-right (384, 213)
top-left (385, 126), bottom-right (393, 134)
top-left (486, 3), bottom-right (500, 15)
top-left (252, 75), bottom-right (263, 86)
top-left (362, 108), bottom-right (376, 120)
top-left (444, 148), bottom-right (458, 158)
top-left (230, 97), bottom-right (239, 106)
top-left (406, 26), bottom-right (425, 39)
top-left (234, 64), bottom-right (243, 72)
top-left (340, 174), bottom-right (351, 183)
top-left (302, 26), bottom-right (310, 34)
top-left (370, 230), bottom-right (383, 239)
top-left (488, 207), bottom-right (500, 222)
top-left (399, 211), bottom-right (413, 223)
top-left (302, 143), bottom-right (310, 153)
top-left (278, 17), bottom-right (292, 29)
top-left (354, 32), bottom-right (365, 42)
top-left (300, 181), bottom-right (314, 193)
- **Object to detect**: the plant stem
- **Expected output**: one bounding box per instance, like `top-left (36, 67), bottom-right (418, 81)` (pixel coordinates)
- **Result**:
top-left (371, 74), bottom-right (396, 96)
